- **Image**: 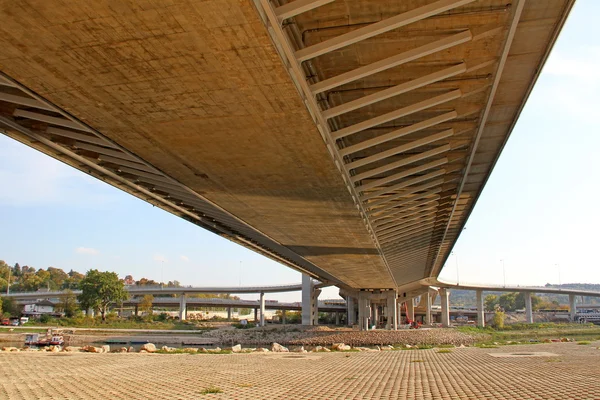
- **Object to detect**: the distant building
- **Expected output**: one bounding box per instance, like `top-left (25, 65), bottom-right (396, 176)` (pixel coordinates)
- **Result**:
top-left (23, 300), bottom-right (55, 315)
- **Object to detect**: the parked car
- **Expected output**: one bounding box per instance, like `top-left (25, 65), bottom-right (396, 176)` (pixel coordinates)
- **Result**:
top-left (10, 319), bottom-right (19, 326)
top-left (1, 318), bottom-right (10, 326)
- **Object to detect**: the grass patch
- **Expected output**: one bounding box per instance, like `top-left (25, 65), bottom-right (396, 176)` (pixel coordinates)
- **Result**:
top-left (200, 386), bottom-right (223, 395)
top-left (545, 358), bottom-right (562, 362)
top-left (577, 341), bottom-right (591, 345)
top-left (459, 323), bottom-right (600, 345)
top-left (475, 344), bottom-right (499, 349)
top-left (437, 349), bottom-right (452, 354)
top-left (411, 359), bottom-right (424, 363)
top-left (436, 344), bottom-right (455, 348)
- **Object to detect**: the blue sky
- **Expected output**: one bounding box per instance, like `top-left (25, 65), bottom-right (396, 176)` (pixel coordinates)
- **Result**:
top-left (1, 1), bottom-right (599, 301)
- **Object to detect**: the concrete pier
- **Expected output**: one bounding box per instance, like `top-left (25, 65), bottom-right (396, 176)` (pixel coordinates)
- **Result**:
top-left (386, 291), bottom-right (397, 330)
top-left (569, 294), bottom-right (577, 322)
top-left (179, 294), bottom-right (187, 321)
top-left (406, 299), bottom-right (415, 322)
top-left (424, 293), bottom-right (432, 325)
top-left (227, 307), bottom-right (232, 321)
top-left (524, 292), bottom-right (534, 323)
top-left (440, 289), bottom-right (450, 327)
top-left (347, 296), bottom-right (356, 326)
top-left (259, 292), bottom-right (265, 327)
top-left (476, 290), bottom-right (485, 327)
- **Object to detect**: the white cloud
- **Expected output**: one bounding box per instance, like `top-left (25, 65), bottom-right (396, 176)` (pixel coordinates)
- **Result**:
top-left (76, 247), bottom-right (99, 255)
top-left (153, 254), bottom-right (167, 263)
top-left (180, 255), bottom-right (189, 262)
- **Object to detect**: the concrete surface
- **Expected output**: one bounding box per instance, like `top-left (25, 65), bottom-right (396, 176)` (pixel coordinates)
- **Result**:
top-left (1, 342), bottom-right (599, 399)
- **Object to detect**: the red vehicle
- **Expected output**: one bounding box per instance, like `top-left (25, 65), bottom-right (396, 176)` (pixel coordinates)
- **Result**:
top-left (1, 318), bottom-right (10, 326)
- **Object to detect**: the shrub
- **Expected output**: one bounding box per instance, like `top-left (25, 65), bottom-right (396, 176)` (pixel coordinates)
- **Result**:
top-left (39, 314), bottom-right (52, 324)
top-left (492, 311), bottom-right (505, 329)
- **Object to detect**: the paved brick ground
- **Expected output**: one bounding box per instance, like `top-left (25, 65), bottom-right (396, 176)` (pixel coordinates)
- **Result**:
top-left (1, 342), bottom-right (600, 399)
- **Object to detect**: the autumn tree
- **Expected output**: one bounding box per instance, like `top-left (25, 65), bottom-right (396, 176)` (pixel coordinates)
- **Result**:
top-left (139, 294), bottom-right (154, 315)
top-left (78, 270), bottom-right (128, 321)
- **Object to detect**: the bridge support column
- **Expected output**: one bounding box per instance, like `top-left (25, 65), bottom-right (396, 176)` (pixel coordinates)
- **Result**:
top-left (406, 299), bottom-right (415, 322)
top-left (569, 294), bottom-right (577, 322)
top-left (259, 292), bottom-right (265, 327)
top-left (134, 305), bottom-right (139, 317)
top-left (358, 291), bottom-right (370, 330)
top-left (281, 309), bottom-right (286, 324)
top-left (476, 290), bottom-right (485, 327)
top-left (386, 291), bottom-right (397, 330)
top-left (335, 312), bottom-right (340, 326)
top-left (302, 274), bottom-right (313, 325)
top-left (254, 308), bottom-right (258, 323)
top-left (440, 288), bottom-right (450, 327)
top-left (524, 291), bottom-right (534, 324)
top-left (301, 274), bottom-right (319, 325)
top-left (227, 307), bottom-right (232, 321)
top-left (346, 297), bottom-right (356, 326)
top-left (372, 304), bottom-right (378, 328)
top-left (179, 294), bottom-right (187, 321)
top-left (424, 292), bottom-right (432, 325)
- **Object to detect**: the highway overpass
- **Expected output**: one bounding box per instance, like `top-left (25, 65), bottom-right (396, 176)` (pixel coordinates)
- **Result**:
top-left (0, 1), bottom-right (575, 328)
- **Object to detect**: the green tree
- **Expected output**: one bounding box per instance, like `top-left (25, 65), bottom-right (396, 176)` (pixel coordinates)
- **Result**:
top-left (492, 311), bottom-right (505, 329)
top-left (498, 292), bottom-right (518, 312)
top-left (78, 270), bottom-right (128, 321)
top-left (514, 292), bottom-right (542, 311)
top-left (139, 294), bottom-right (154, 315)
top-left (59, 289), bottom-right (80, 317)
top-left (1, 297), bottom-right (18, 317)
top-left (484, 294), bottom-right (497, 312)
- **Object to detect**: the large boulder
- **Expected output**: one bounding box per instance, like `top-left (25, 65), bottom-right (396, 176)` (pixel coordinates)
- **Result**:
top-left (161, 346), bottom-right (177, 353)
top-left (1, 347), bottom-right (18, 352)
top-left (332, 343), bottom-right (351, 351)
top-left (64, 346), bottom-right (81, 353)
top-left (140, 343), bottom-right (157, 353)
top-left (101, 345), bottom-right (111, 353)
top-left (231, 344), bottom-right (242, 353)
top-left (271, 343), bottom-right (289, 353)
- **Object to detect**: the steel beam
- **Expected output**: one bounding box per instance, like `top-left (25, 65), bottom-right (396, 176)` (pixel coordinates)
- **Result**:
top-left (374, 202), bottom-right (440, 229)
top-left (371, 190), bottom-right (442, 222)
top-left (275, 0), bottom-right (335, 21)
top-left (295, 0), bottom-right (475, 62)
top-left (341, 112), bottom-right (456, 158)
top-left (46, 127), bottom-right (118, 148)
top-left (351, 143), bottom-right (451, 183)
top-left (378, 215), bottom-right (439, 239)
top-left (97, 154), bottom-right (158, 173)
top-left (13, 109), bottom-right (92, 132)
top-left (0, 92), bottom-right (55, 111)
top-left (333, 89), bottom-right (461, 139)
top-left (362, 169), bottom-right (446, 203)
top-left (379, 222), bottom-right (438, 244)
top-left (74, 142), bottom-right (139, 162)
top-left (311, 30), bottom-right (472, 94)
top-left (346, 128), bottom-right (454, 170)
top-left (358, 158), bottom-right (448, 193)
top-left (377, 209), bottom-right (441, 235)
top-left (325, 64), bottom-right (465, 119)
top-left (368, 179), bottom-right (445, 213)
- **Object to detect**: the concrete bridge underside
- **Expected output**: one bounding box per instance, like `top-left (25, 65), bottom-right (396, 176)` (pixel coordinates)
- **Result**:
top-left (0, 1), bottom-right (573, 291)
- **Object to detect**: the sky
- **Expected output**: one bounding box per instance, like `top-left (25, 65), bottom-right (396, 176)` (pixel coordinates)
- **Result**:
top-left (1, 1), bottom-right (599, 302)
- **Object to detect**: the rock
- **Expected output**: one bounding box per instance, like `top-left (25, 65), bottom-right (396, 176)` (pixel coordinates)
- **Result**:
top-left (139, 350), bottom-right (148, 353)
top-left (1, 347), bottom-right (17, 352)
top-left (101, 345), bottom-right (111, 353)
top-left (560, 337), bottom-right (569, 342)
top-left (255, 348), bottom-right (269, 353)
top-left (271, 343), bottom-right (289, 353)
top-left (292, 346), bottom-right (306, 353)
top-left (64, 346), bottom-right (81, 353)
top-left (321, 347), bottom-right (330, 352)
top-left (118, 347), bottom-right (128, 353)
top-left (198, 348), bottom-right (208, 353)
top-left (331, 343), bottom-right (344, 351)
top-left (405, 344), bottom-right (412, 349)
top-left (51, 346), bottom-right (61, 353)
top-left (127, 347), bottom-right (135, 353)
top-left (161, 346), bottom-right (177, 353)
top-left (376, 346), bottom-right (381, 351)
top-left (231, 344), bottom-right (242, 353)
top-left (140, 343), bottom-right (157, 353)
top-left (183, 348), bottom-right (198, 353)
top-left (314, 346), bottom-right (323, 352)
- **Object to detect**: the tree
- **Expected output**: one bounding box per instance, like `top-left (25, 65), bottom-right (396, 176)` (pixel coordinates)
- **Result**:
top-left (78, 270), bottom-right (128, 321)
top-left (59, 289), bottom-right (79, 317)
top-left (139, 294), bottom-right (154, 315)
top-left (498, 292), bottom-right (518, 312)
top-left (484, 294), bottom-right (497, 312)
top-left (515, 292), bottom-right (542, 311)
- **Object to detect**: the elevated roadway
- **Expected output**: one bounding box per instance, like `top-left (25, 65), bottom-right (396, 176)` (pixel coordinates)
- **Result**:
top-left (0, 0), bottom-right (575, 294)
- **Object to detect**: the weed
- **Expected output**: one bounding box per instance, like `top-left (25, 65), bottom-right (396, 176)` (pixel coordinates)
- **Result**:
top-left (436, 349), bottom-right (452, 354)
top-left (577, 341), bottom-right (591, 345)
top-left (200, 386), bottom-right (223, 395)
